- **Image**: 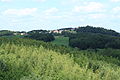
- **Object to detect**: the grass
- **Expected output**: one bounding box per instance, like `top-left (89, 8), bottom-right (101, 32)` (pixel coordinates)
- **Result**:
top-left (52, 36), bottom-right (69, 46)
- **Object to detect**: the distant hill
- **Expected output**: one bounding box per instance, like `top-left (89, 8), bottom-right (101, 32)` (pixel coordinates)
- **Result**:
top-left (53, 25), bottom-right (120, 37)
top-left (75, 25), bottom-right (120, 37)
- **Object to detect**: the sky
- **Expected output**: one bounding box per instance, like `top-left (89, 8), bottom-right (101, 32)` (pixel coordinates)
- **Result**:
top-left (0, 0), bottom-right (120, 32)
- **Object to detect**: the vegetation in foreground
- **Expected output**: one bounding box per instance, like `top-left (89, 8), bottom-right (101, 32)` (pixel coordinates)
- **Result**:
top-left (0, 37), bottom-right (120, 80)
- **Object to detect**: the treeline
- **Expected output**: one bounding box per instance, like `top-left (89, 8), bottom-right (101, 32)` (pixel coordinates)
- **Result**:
top-left (63, 26), bottom-right (120, 50)
top-left (69, 33), bottom-right (120, 50)
top-left (52, 26), bottom-right (120, 50)
top-left (0, 30), bottom-right (55, 42)
top-left (0, 30), bottom-right (14, 36)
top-left (75, 25), bottom-right (120, 37)
top-left (20, 26), bottom-right (120, 49)
top-left (26, 30), bottom-right (55, 42)
top-left (25, 33), bottom-right (55, 42)
top-left (1, 25), bottom-right (120, 49)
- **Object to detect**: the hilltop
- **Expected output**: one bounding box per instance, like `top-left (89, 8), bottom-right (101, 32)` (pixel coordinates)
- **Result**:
top-left (1, 25), bottom-right (120, 37)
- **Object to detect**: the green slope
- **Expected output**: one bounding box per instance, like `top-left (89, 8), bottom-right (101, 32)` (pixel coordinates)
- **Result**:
top-left (0, 37), bottom-right (120, 80)
top-left (51, 36), bottom-right (69, 46)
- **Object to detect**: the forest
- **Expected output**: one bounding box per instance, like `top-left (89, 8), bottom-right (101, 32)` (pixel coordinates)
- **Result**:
top-left (69, 33), bottom-right (120, 49)
top-left (0, 37), bottom-right (120, 80)
top-left (0, 26), bottom-right (120, 80)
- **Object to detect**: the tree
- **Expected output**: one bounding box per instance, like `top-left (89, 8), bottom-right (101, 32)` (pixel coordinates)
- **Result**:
top-left (69, 33), bottom-right (120, 50)
top-left (75, 26), bottom-right (120, 37)
top-left (26, 33), bottom-right (55, 42)
top-left (0, 30), bottom-right (14, 36)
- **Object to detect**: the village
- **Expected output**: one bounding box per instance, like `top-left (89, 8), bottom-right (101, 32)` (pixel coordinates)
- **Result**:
top-left (12, 27), bottom-right (77, 36)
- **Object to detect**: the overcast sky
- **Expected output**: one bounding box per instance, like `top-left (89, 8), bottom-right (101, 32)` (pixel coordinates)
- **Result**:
top-left (0, 0), bottom-right (120, 32)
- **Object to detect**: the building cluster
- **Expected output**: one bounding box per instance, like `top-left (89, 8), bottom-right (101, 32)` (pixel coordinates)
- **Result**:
top-left (13, 32), bottom-right (27, 36)
top-left (12, 27), bottom-right (77, 36)
top-left (50, 28), bottom-right (76, 34)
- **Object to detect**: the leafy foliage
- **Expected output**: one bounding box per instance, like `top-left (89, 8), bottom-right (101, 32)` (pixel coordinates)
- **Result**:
top-left (0, 37), bottom-right (120, 80)
top-left (0, 30), bottom-right (14, 37)
top-left (75, 25), bottom-right (120, 36)
top-left (69, 33), bottom-right (120, 49)
top-left (27, 30), bottom-right (49, 34)
top-left (26, 33), bottom-right (55, 42)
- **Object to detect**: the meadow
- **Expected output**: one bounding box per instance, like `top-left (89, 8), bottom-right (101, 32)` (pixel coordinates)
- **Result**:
top-left (0, 37), bottom-right (120, 80)
top-left (51, 36), bottom-right (69, 46)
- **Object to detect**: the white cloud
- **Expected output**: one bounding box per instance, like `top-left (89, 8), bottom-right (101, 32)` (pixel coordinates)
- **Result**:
top-left (2, 8), bottom-right (38, 16)
top-left (44, 8), bottom-right (59, 15)
top-left (112, 7), bottom-right (120, 13)
top-left (61, 0), bottom-right (86, 6)
top-left (36, 0), bottom-right (46, 2)
top-left (111, 0), bottom-right (120, 2)
top-left (0, 0), bottom-right (12, 2)
top-left (111, 7), bottom-right (120, 18)
top-left (68, 0), bottom-right (81, 3)
top-left (73, 2), bottom-right (105, 13)
top-left (88, 14), bottom-right (107, 19)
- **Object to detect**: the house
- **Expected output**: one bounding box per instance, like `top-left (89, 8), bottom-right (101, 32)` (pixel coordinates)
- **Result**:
top-left (52, 30), bottom-right (63, 33)
top-left (13, 33), bottom-right (18, 35)
top-left (20, 33), bottom-right (26, 35)
top-left (13, 32), bottom-right (27, 36)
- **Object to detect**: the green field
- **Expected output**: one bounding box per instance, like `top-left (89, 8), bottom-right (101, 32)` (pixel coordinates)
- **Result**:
top-left (52, 36), bottom-right (69, 46)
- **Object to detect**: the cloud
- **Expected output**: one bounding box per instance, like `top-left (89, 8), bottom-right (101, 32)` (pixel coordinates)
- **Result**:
top-left (61, 0), bottom-right (83, 5)
top-left (88, 14), bottom-right (107, 19)
top-left (111, 7), bottom-right (120, 18)
top-left (2, 8), bottom-right (38, 16)
top-left (44, 8), bottom-right (59, 15)
top-left (0, 0), bottom-right (12, 2)
top-left (66, 0), bottom-right (81, 3)
top-left (111, 0), bottom-right (120, 2)
top-left (35, 0), bottom-right (46, 2)
top-left (73, 2), bottom-right (105, 13)
top-left (112, 7), bottom-right (120, 13)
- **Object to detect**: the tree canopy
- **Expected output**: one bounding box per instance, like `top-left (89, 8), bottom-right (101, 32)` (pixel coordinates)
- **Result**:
top-left (69, 33), bottom-right (120, 50)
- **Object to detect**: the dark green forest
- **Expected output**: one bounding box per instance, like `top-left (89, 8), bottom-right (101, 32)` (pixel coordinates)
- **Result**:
top-left (61, 26), bottom-right (120, 50)
top-left (0, 30), bottom-right (14, 36)
top-left (75, 25), bottom-right (120, 36)
top-left (26, 32), bottom-right (55, 42)
top-left (69, 33), bottom-right (120, 49)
